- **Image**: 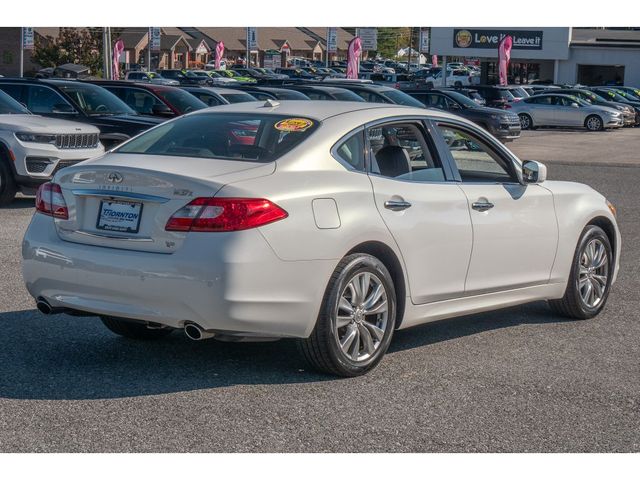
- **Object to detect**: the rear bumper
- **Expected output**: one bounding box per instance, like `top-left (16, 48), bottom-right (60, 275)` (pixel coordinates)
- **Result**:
top-left (22, 213), bottom-right (335, 338)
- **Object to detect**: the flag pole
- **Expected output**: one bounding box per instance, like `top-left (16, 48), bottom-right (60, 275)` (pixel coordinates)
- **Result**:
top-left (19, 28), bottom-right (24, 78)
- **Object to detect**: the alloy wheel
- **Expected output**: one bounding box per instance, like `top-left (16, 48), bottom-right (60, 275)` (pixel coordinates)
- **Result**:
top-left (519, 114), bottom-right (531, 129)
top-left (578, 238), bottom-right (609, 308)
top-left (335, 271), bottom-right (389, 362)
top-left (586, 116), bottom-right (602, 131)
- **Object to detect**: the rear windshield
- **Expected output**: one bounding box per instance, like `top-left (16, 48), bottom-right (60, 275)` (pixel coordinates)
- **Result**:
top-left (380, 89), bottom-right (426, 108)
top-left (156, 89), bottom-right (207, 114)
top-left (220, 92), bottom-right (258, 103)
top-left (115, 113), bottom-right (319, 163)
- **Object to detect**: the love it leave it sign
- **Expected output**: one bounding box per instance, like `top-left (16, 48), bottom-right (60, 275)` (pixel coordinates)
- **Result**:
top-left (453, 29), bottom-right (543, 50)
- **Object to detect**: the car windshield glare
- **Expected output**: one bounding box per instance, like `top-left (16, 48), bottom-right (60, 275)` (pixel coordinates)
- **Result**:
top-left (158, 89), bottom-right (207, 113)
top-left (114, 113), bottom-right (319, 163)
top-left (58, 83), bottom-right (137, 115)
top-left (381, 89), bottom-right (425, 108)
top-left (445, 91), bottom-right (479, 108)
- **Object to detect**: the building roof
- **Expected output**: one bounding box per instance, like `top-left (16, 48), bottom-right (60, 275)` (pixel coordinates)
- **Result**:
top-left (301, 28), bottom-right (355, 50)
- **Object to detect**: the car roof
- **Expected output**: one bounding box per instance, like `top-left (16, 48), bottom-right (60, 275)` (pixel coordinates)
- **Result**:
top-left (183, 99), bottom-right (464, 123)
top-left (84, 80), bottom-right (175, 91)
top-left (183, 86), bottom-right (249, 95)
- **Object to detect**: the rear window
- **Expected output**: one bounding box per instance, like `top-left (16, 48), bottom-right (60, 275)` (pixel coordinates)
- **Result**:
top-left (220, 92), bottom-right (257, 103)
top-left (115, 113), bottom-right (319, 163)
top-left (156, 89), bottom-right (207, 114)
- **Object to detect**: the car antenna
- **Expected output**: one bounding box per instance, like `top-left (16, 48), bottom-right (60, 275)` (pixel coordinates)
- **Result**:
top-left (262, 99), bottom-right (280, 108)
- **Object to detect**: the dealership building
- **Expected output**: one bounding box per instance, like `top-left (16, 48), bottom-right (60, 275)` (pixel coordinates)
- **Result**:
top-left (430, 27), bottom-right (640, 86)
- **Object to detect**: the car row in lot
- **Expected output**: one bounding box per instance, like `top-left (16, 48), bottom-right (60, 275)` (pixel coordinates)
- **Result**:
top-left (22, 100), bottom-right (620, 376)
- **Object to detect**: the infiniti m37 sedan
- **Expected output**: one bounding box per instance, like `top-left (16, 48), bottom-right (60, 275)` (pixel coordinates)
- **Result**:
top-left (23, 101), bottom-right (620, 376)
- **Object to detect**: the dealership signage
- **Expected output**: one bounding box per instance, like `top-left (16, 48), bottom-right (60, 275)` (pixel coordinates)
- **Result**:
top-left (22, 27), bottom-right (34, 50)
top-left (358, 28), bottom-right (377, 50)
top-left (149, 27), bottom-right (161, 52)
top-left (419, 28), bottom-right (430, 53)
top-left (247, 27), bottom-right (258, 51)
top-left (453, 29), bottom-right (543, 50)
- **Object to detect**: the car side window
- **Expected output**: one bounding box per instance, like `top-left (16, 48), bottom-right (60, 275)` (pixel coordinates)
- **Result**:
top-left (436, 124), bottom-right (515, 183)
top-left (193, 92), bottom-right (223, 107)
top-left (366, 122), bottom-right (445, 182)
top-left (119, 88), bottom-right (164, 114)
top-left (531, 96), bottom-right (553, 105)
top-left (25, 85), bottom-right (73, 114)
top-left (334, 131), bottom-right (365, 172)
top-left (0, 84), bottom-right (25, 103)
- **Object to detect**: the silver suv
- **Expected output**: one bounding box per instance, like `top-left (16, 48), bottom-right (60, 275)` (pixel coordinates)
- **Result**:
top-left (0, 90), bottom-right (103, 205)
top-left (124, 71), bottom-right (179, 86)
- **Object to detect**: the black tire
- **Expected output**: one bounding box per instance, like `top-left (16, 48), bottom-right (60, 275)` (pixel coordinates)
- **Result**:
top-left (101, 316), bottom-right (173, 340)
top-left (585, 114), bottom-right (604, 131)
top-left (298, 254), bottom-right (396, 377)
top-left (0, 159), bottom-right (18, 207)
top-left (519, 113), bottom-right (533, 130)
top-left (549, 225), bottom-right (613, 319)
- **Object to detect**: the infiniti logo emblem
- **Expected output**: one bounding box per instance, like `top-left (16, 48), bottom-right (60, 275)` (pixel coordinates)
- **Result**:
top-left (107, 172), bottom-right (123, 183)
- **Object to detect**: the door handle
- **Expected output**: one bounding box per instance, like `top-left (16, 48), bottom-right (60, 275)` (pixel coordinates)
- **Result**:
top-left (384, 200), bottom-right (412, 211)
top-left (472, 201), bottom-right (494, 212)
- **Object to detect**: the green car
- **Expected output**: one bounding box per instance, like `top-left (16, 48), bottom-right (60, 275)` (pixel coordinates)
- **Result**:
top-left (213, 69), bottom-right (257, 83)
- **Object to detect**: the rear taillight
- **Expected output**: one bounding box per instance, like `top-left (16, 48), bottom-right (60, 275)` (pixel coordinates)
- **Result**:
top-left (35, 182), bottom-right (68, 219)
top-left (165, 197), bottom-right (288, 232)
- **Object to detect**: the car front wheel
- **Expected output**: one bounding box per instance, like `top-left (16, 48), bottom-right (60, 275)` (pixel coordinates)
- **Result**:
top-left (585, 115), bottom-right (604, 131)
top-left (298, 253), bottom-right (396, 377)
top-left (549, 225), bottom-right (613, 319)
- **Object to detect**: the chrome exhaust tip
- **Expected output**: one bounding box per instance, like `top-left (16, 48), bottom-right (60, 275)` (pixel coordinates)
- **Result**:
top-left (184, 323), bottom-right (215, 341)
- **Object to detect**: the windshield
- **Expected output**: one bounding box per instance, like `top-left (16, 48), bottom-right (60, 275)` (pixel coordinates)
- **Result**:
top-left (58, 83), bottom-right (136, 115)
top-left (220, 93), bottom-right (258, 103)
top-left (0, 90), bottom-right (30, 114)
top-left (597, 89), bottom-right (628, 102)
top-left (332, 90), bottom-right (366, 102)
top-left (156, 89), bottom-right (207, 114)
top-left (446, 91), bottom-right (480, 108)
top-left (615, 89), bottom-right (640, 101)
top-left (115, 113), bottom-right (319, 163)
top-left (509, 87), bottom-right (529, 98)
top-left (380, 89), bottom-right (425, 107)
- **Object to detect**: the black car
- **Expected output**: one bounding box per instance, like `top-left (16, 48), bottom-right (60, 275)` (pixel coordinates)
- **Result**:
top-left (436, 87), bottom-right (486, 106)
top-left (0, 78), bottom-right (163, 148)
top-left (473, 85), bottom-right (519, 109)
top-left (157, 69), bottom-right (211, 86)
top-left (228, 85), bottom-right (311, 101)
top-left (275, 68), bottom-right (319, 80)
top-left (181, 86), bottom-right (258, 105)
top-left (404, 89), bottom-right (521, 142)
top-left (316, 82), bottom-right (425, 107)
top-left (588, 87), bottom-right (640, 123)
top-left (281, 85), bottom-right (366, 102)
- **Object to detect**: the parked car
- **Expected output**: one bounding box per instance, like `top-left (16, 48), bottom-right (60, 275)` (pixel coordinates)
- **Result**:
top-left (404, 89), bottom-right (521, 142)
top-left (24, 101), bottom-right (620, 377)
top-left (510, 93), bottom-right (623, 131)
top-left (211, 69), bottom-right (257, 84)
top-left (124, 71), bottom-right (179, 86)
top-left (0, 78), bottom-right (163, 149)
top-left (205, 60), bottom-right (227, 71)
top-left (588, 87), bottom-right (640, 120)
top-left (281, 85), bottom-right (366, 102)
top-left (609, 86), bottom-right (640, 100)
top-left (439, 87), bottom-right (486, 106)
top-left (157, 69), bottom-right (211, 86)
top-left (550, 88), bottom-right (637, 126)
top-left (182, 86), bottom-right (257, 105)
top-left (86, 81), bottom-right (207, 117)
top-left (188, 70), bottom-right (238, 86)
top-left (473, 85), bottom-right (519, 109)
top-left (419, 69), bottom-right (477, 88)
top-left (360, 72), bottom-right (418, 89)
top-left (274, 68), bottom-right (319, 80)
top-left (229, 86), bottom-right (311, 101)
top-left (229, 67), bottom-right (284, 81)
top-left (0, 89), bottom-right (103, 205)
top-left (318, 82), bottom-right (425, 107)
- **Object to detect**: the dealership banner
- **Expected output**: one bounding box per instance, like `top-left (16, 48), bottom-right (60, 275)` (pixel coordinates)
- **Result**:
top-left (453, 29), bottom-right (543, 50)
top-left (22, 27), bottom-right (34, 50)
top-left (247, 27), bottom-right (258, 51)
top-left (327, 27), bottom-right (337, 54)
top-left (358, 28), bottom-right (377, 51)
top-left (419, 28), bottom-right (430, 53)
top-left (149, 27), bottom-right (161, 52)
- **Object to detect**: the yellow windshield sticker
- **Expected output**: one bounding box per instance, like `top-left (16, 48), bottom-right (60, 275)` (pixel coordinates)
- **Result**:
top-left (274, 118), bottom-right (313, 132)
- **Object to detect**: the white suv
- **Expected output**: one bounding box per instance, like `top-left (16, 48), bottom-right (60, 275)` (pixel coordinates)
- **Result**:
top-left (0, 90), bottom-right (104, 206)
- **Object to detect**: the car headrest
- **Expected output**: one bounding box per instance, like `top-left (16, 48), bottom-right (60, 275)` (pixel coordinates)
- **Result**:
top-left (373, 145), bottom-right (411, 178)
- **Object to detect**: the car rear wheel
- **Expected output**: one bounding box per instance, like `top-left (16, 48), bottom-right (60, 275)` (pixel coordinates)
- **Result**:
top-left (0, 160), bottom-right (18, 207)
top-left (101, 316), bottom-right (173, 340)
top-left (298, 253), bottom-right (396, 377)
top-left (519, 113), bottom-right (533, 130)
top-left (549, 225), bottom-right (613, 319)
top-left (585, 115), bottom-right (604, 131)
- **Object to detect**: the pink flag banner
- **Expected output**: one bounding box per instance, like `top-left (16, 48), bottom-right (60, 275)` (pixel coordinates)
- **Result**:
top-left (215, 41), bottom-right (225, 69)
top-left (346, 36), bottom-right (362, 79)
top-left (498, 35), bottom-right (513, 86)
top-left (431, 54), bottom-right (438, 67)
top-left (112, 39), bottom-right (125, 80)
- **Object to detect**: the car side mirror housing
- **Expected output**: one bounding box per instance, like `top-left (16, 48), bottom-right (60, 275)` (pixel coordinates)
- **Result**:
top-left (522, 160), bottom-right (547, 184)
top-left (152, 104), bottom-right (174, 116)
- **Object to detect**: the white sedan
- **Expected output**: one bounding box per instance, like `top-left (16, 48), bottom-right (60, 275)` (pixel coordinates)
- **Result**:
top-left (23, 101), bottom-right (621, 376)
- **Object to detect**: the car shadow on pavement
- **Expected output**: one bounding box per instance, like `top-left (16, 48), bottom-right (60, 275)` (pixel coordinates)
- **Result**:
top-left (5, 198), bottom-right (34, 210)
top-left (0, 302), bottom-right (572, 400)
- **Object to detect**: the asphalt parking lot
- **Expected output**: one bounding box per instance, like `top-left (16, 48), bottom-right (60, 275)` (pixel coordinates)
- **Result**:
top-left (0, 129), bottom-right (638, 452)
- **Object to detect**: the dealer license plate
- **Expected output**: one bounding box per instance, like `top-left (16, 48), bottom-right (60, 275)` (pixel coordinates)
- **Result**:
top-left (96, 200), bottom-right (143, 234)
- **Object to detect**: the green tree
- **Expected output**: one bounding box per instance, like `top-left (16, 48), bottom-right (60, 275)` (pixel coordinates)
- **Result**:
top-left (33, 27), bottom-right (105, 76)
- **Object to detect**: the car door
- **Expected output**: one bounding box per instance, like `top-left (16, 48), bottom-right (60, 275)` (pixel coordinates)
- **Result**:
top-left (23, 84), bottom-right (79, 118)
top-left (433, 121), bottom-right (558, 294)
top-left (553, 96), bottom-right (582, 127)
top-left (527, 95), bottom-right (556, 125)
top-left (365, 119), bottom-right (473, 304)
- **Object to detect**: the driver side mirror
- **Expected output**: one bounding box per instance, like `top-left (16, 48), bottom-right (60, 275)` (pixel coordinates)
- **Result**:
top-left (152, 104), bottom-right (174, 116)
top-left (522, 160), bottom-right (547, 184)
top-left (52, 103), bottom-right (77, 114)
top-left (571, 102), bottom-right (580, 108)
